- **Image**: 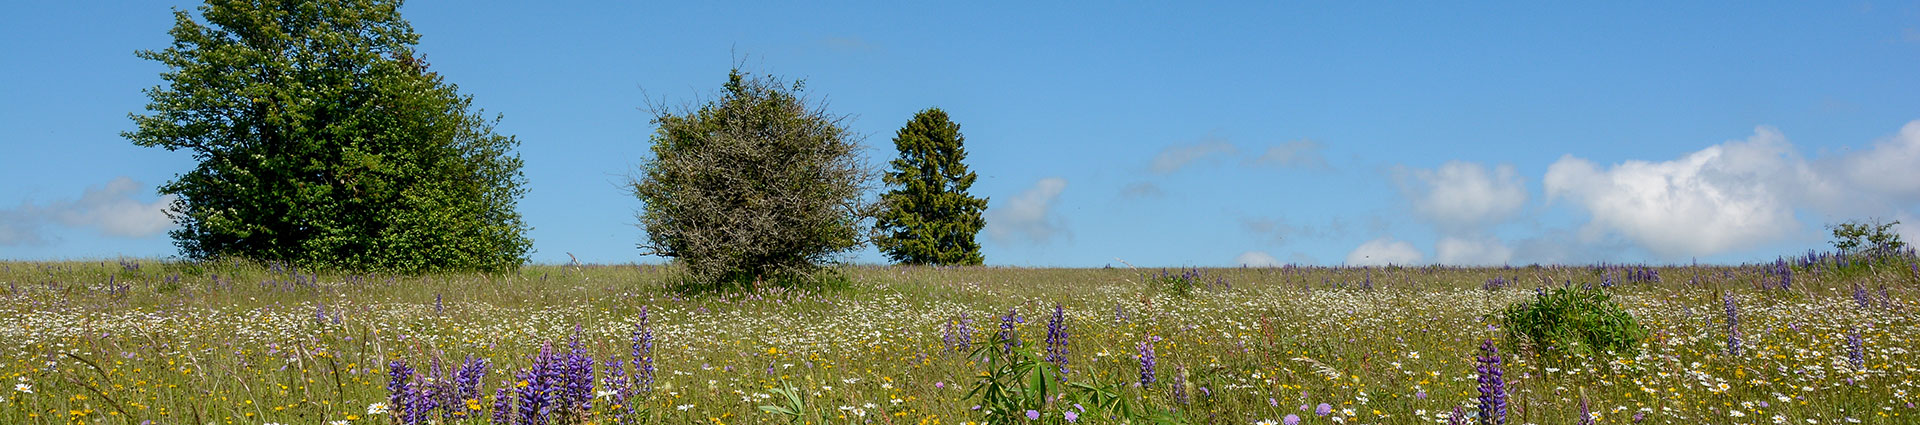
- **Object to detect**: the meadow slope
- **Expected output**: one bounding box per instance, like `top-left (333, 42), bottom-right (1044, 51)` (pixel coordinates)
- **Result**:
top-left (0, 259), bottom-right (1915, 424)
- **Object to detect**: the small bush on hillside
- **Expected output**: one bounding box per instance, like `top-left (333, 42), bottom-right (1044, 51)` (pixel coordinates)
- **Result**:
top-left (1829, 218), bottom-right (1906, 259)
top-left (629, 70), bottom-right (873, 289)
top-left (1143, 268), bottom-right (1229, 298)
top-left (1502, 287), bottom-right (1647, 358)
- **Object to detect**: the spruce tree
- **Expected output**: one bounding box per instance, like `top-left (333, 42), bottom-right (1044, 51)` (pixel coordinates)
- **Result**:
top-left (125, 0), bottom-right (531, 272)
top-left (875, 108), bottom-right (988, 265)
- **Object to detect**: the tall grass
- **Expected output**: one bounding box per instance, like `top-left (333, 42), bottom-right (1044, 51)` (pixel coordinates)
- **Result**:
top-left (0, 258), bottom-right (1915, 424)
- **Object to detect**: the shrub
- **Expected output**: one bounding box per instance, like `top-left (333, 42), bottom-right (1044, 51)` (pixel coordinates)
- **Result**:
top-left (629, 70), bottom-right (872, 288)
top-left (1501, 287), bottom-right (1647, 358)
top-left (1828, 218), bottom-right (1906, 258)
top-left (1143, 268), bottom-right (1228, 297)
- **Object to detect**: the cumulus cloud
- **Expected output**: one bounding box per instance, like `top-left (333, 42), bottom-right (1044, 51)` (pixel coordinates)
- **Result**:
top-left (1149, 140), bottom-right (1236, 174)
top-left (1345, 237), bottom-right (1423, 266)
top-left (1393, 161), bottom-right (1528, 233)
top-left (1840, 120), bottom-right (1920, 204)
top-left (1249, 140), bottom-right (1330, 170)
top-left (1543, 126), bottom-right (1828, 259)
top-left (1233, 251), bottom-right (1282, 267)
top-left (0, 177), bottom-right (177, 246)
top-left (987, 177), bottom-right (1069, 244)
top-left (1434, 235), bottom-right (1514, 266)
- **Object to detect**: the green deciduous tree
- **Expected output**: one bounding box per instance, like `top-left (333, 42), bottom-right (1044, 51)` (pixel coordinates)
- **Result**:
top-left (630, 70), bottom-right (872, 287)
top-left (874, 108), bottom-right (988, 265)
top-left (1829, 218), bottom-right (1906, 258)
top-left (125, 0), bottom-right (531, 272)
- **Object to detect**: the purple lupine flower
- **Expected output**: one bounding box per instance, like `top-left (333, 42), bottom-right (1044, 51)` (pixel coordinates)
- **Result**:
top-left (1137, 336), bottom-right (1157, 388)
top-left (435, 293), bottom-right (445, 315)
top-left (562, 330), bottom-right (596, 413)
top-left (1447, 405), bottom-right (1468, 425)
top-left (998, 307), bottom-right (1021, 355)
top-left (1114, 303), bottom-right (1127, 324)
top-left (388, 360), bottom-right (414, 422)
top-left (633, 306), bottom-right (655, 394)
top-left (515, 344), bottom-right (564, 425)
top-left (426, 357), bottom-right (456, 420)
top-left (455, 356), bottom-right (489, 405)
top-left (1854, 284), bottom-right (1873, 309)
top-left (1847, 332), bottom-right (1865, 371)
top-left (943, 313), bottom-right (976, 353)
top-left (513, 370), bottom-right (549, 425)
top-left (407, 374), bottom-right (437, 425)
top-left (1774, 258), bottom-right (1792, 290)
top-left (1476, 339), bottom-right (1508, 425)
top-left (1579, 394), bottom-right (1595, 425)
top-left (491, 384), bottom-right (513, 425)
top-left (1724, 294), bottom-right (1744, 357)
top-left (1170, 366), bottom-right (1190, 405)
top-left (1045, 304), bottom-right (1070, 377)
top-left (604, 357), bottom-right (634, 424)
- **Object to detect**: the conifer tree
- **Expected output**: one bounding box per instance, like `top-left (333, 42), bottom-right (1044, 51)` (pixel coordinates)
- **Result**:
top-left (875, 108), bottom-right (988, 265)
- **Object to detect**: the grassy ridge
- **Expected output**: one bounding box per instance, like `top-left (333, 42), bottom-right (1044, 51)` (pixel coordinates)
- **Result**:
top-left (0, 259), bottom-right (1916, 424)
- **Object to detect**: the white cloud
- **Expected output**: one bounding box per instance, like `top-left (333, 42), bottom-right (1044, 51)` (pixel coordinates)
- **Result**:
top-left (1841, 120), bottom-right (1920, 204)
top-left (1233, 250), bottom-right (1282, 267)
top-left (1395, 161), bottom-right (1527, 233)
top-left (1149, 141), bottom-right (1236, 174)
top-left (1543, 126), bottom-right (1819, 259)
top-left (1345, 237), bottom-right (1423, 266)
top-left (1249, 140), bottom-right (1330, 170)
top-left (987, 177), bottom-right (1069, 244)
top-left (1434, 235), bottom-right (1513, 266)
top-left (0, 177), bottom-right (177, 246)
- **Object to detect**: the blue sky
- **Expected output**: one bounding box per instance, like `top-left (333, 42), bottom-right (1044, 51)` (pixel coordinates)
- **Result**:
top-left (4, 1), bottom-right (1919, 267)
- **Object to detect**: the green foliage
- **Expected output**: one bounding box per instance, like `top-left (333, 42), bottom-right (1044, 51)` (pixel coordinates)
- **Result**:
top-left (1501, 287), bottom-right (1648, 358)
top-left (1829, 218), bottom-right (1907, 258)
top-left (124, 0), bottom-right (530, 273)
top-left (964, 341), bottom-right (1183, 425)
top-left (756, 380), bottom-right (816, 424)
top-left (875, 108), bottom-right (989, 266)
top-left (1143, 268), bottom-right (1223, 298)
top-left (630, 70), bottom-right (872, 288)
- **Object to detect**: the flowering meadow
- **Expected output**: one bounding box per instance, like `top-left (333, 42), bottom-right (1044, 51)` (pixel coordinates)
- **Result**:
top-left (1, 258), bottom-right (1916, 424)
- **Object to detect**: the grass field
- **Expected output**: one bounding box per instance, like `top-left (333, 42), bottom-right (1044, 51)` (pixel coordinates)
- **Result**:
top-left (1, 258), bottom-right (1916, 424)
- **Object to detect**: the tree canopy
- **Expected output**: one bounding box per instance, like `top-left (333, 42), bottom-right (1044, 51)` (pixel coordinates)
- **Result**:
top-left (126, 0), bottom-right (531, 272)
